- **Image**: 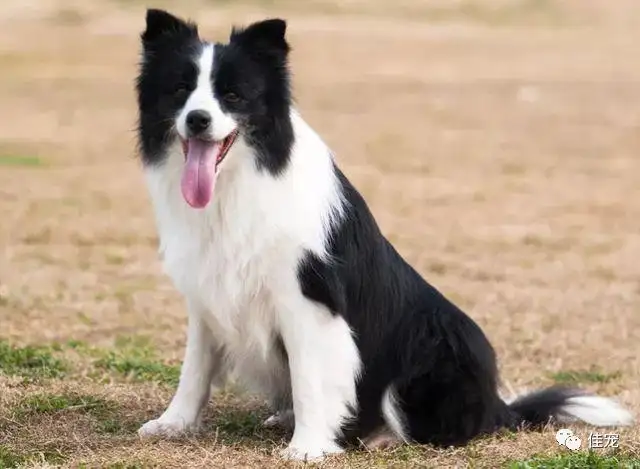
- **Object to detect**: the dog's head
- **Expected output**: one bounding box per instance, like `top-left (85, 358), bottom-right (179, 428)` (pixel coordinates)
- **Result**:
top-left (136, 9), bottom-right (293, 208)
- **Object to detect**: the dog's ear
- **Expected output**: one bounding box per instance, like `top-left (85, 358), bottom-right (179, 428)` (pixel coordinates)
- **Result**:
top-left (230, 19), bottom-right (289, 56)
top-left (141, 9), bottom-right (198, 46)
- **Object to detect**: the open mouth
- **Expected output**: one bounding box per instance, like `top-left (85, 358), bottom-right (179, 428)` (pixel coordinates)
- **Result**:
top-left (180, 129), bottom-right (239, 166)
top-left (179, 129), bottom-right (239, 209)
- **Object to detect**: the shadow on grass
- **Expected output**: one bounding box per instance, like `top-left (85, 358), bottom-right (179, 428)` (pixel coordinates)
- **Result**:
top-left (187, 398), bottom-right (290, 450)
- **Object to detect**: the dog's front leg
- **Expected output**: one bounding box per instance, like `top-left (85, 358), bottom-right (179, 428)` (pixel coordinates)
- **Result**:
top-left (139, 301), bottom-right (223, 438)
top-left (276, 294), bottom-right (360, 461)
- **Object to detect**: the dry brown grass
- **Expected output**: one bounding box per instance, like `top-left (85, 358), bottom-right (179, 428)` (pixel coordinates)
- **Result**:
top-left (1, 0), bottom-right (639, 467)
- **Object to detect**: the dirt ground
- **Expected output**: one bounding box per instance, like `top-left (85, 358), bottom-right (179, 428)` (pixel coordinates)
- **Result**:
top-left (0, 0), bottom-right (639, 467)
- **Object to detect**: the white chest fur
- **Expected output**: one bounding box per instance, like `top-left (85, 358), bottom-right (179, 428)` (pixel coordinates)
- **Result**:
top-left (143, 112), bottom-right (343, 391)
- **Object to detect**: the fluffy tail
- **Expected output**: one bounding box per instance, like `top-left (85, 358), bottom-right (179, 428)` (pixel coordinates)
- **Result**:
top-left (508, 386), bottom-right (634, 428)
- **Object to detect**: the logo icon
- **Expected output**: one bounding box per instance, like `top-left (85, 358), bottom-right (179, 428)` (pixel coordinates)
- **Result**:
top-left (565, 435), bottom-right (582, 451)
top-left (556, 428), bottom-right (573, 446)
top-left (555, 429), bottom-right (582, 451)
top-left (556, 429), bottom-right (619, 451)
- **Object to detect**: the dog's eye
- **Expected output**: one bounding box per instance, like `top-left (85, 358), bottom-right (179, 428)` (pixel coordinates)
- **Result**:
top-left (174, 85), bottom-right (189, 98)
top-left (224, 92), bottom-right (240, 103)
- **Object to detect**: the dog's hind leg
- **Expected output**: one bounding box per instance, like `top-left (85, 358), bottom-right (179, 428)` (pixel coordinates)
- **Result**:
top-left (138, 300), bottom-right (225, 438)
top-left (361, 426), bottom-right (402, 450)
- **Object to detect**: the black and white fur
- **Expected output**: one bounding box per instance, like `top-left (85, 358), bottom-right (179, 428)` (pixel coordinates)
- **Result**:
top-left (135, 9), bottom-right (633, 460)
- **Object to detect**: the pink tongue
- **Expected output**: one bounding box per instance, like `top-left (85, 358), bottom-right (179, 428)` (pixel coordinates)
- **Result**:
top-left (181, 139), bottom-right (221, 209)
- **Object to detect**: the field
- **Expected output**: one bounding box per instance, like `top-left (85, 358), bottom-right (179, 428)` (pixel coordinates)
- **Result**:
top-left (1, 0), bottom-right (639, 467)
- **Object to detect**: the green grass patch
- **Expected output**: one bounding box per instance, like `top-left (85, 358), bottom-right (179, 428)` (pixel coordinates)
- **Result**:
top-left (65, 339), bottom-right (88, 350)
top-left (78, 464), bottom-right (146, 469)
top-left (0, 446), bottom-right (26, 469)
top-left (204, 404), bottom-right (291, 449)
top-left (215, 408), bottom-right (266, 440)
top-left (94, 352), bottom-right (180, 386)
top-left (15, 393), bottom-right (105, 417)
top-left (550, 367), bottom-right (621, 385)
top-left (0, 444), bottom-right (67, 469)
top-left (59, 339), bottom-right (105, 359)
top-left (0, 155), bottom-right (44, 167)
top-left (509, 451), bottom-right (640, 469)
top-left (77, 463), bottom-right (146, 469)
top-left (0, 341), bottom-right (67, 380)
top-left (14, 393), bottom-right (126, 434)
top-left (93, 336), bottom-right (179, 386)
top-left (101, 462), bottom-right (147, 469)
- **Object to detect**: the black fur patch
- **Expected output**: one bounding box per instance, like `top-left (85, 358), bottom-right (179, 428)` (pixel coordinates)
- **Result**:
top-left (297, 250), bottom-right (346, 316)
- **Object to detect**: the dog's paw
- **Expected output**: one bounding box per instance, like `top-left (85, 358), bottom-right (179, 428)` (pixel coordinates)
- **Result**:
top-left (279, 440), bottom-right (343, 461)
top-left (138, 416), bottom-right (198, 439)
top-left (263, 410), bottom-right (294, 429)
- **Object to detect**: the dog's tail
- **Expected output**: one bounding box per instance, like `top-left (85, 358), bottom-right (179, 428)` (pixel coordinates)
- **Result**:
top-left (506, 385), bottom-right (634, 428)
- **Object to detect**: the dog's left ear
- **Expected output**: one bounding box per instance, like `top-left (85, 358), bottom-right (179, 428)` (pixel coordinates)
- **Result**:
top-left (230, 19), bottom-right (289, 56)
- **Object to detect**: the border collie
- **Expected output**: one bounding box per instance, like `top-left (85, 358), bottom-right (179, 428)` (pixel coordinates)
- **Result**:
top-left (134, 9), bottom-right (633, 460)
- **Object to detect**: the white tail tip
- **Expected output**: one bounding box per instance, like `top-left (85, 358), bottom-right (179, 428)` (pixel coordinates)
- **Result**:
top-left (558, 395), bottom-right (634, 427)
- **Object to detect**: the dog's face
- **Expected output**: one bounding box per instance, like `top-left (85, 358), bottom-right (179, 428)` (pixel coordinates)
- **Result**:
top-left (136, 9), bottom-right (293, 208)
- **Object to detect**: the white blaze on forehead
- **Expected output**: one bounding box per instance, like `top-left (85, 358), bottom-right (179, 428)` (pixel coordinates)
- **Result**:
top-left (176, 43), bottom-right (237, 141)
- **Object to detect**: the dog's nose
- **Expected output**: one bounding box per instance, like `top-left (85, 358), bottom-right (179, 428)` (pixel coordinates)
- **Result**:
top-left (186, 110), bottom-right (211, 135)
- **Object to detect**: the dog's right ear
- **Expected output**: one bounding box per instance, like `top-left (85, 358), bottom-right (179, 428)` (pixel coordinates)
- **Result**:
top-left (141, 9), bottom-right (197, 46)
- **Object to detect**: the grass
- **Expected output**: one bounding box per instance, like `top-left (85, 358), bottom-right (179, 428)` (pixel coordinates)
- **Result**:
top-left (211, 404), bottom-right (281, 447)
top-left (0, 341), bottom-right (67, 381)
top-left (0, 155), bottom-right (44, 167)
top-left (78, 464), bottom-right (146, 469)
top-left (0, 447), bottom-right (25, 469)
top-left (0, 155), bottom-right (45, 167)
top-left (216, 410), bottom-right (264, 438)
top-left (0, 337), bottom-right (179, 386)
top-left (94, 351), bottom-right (180, 385)
top-left (93, 338), bottom-right (180, 386)
top-left (509, 451), bottom-right (640, 469)
top-left (550, 368), bottom-right (622, 386)
top-left (13, 393), bottom-right (126, 434)
top-left (0, 445), bottom-right (67, 469)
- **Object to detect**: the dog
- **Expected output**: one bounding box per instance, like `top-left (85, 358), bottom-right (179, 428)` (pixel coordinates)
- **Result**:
top-left (134, 9), bottom-right (633, 460)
